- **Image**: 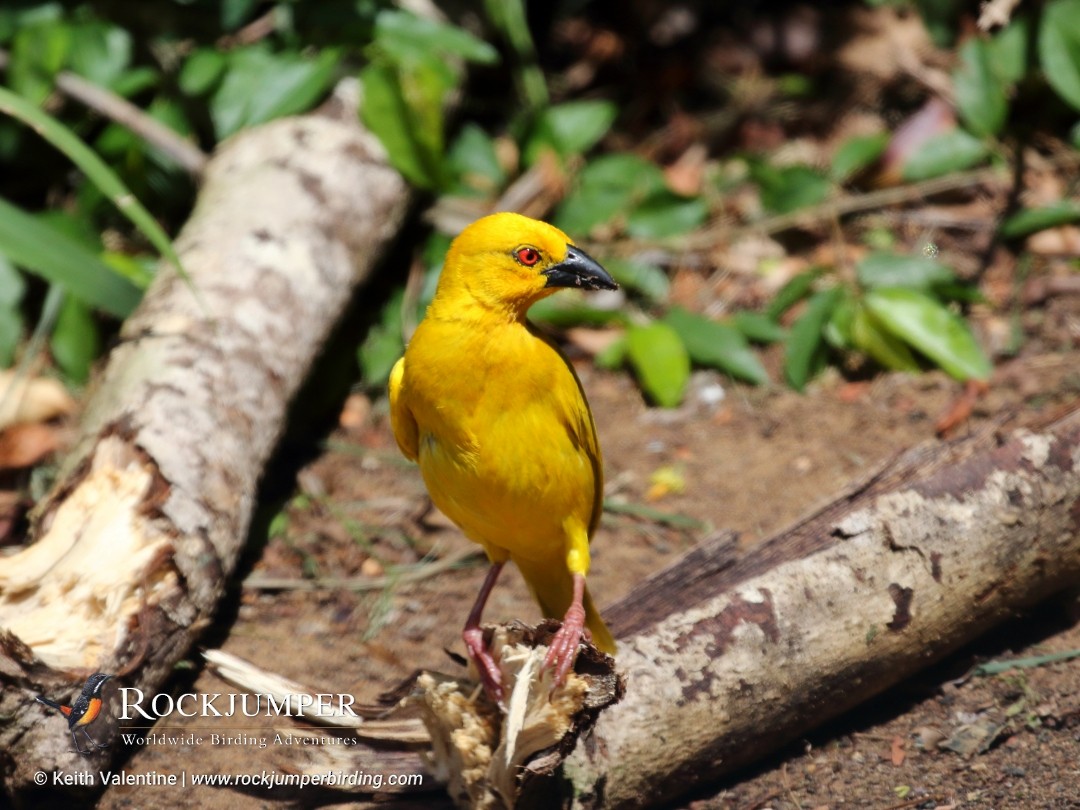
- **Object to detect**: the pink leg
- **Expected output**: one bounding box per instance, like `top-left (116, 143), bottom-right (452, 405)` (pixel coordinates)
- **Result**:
top-left (462, 562), bottom-right (505, 702)
top-left (542, 572), bottom-right (587, 686)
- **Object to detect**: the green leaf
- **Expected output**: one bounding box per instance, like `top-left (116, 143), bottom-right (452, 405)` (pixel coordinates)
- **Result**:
top-left (901, 129), bottom-right (989, 181)
top-left (102, 252), bottom-right (156, 288)
top-left (733, 311), bottom-right (787, 343)
top-left (823, 290), bottom-right (855, 349)
top-left (954, 38), bottom-right (1008, 137)
top-left (751, 163), bottom-right (830, 215)
top-left (663, 307), bottom-right (769, 384)
top-left (0, 197), bottom-right (140, 317)
top-left (1000, 201), bottom-right (1080, 237)
top-left (0, 85), bottom-right (183, 283)
top-left (0, 306), bottom-right (21, 367)
top-left (784, 287), bottom-right (843, 390)
top-left (594, 334), bottom-right (627, 370)
top-left (626, 192), bottom-right (708, 239)
top-left (856, 252), bottom-right (957, 290)
top-left (0, 255), bottom-right (25, 367)
top-left (0, 252), bottom-right (26, 308)
top-left (1039, 0), bottom-right (1080, 111)
top-left (179, 49), bottom-right (227, 96)
top-left (603, 258), bottom-right (670, 303)
top-left (51, 294), bottom-right (100, 385)
top-left (865, 287), bottom-right (992, 380)
top-left (9, 20), bottom-right (71, 105)
top-left (483, 0), bottom-right (548, 109)
top-left (0, 3), bottom-right (62, 43)
top-left (211, 46), bottom-right (340, 139)
top-left (766, 270), bottom-right (818, 319)
top-left (990, 16), bottom-right (1029, 85)
top-left (360, 62), bottom-right (438, 188)
top-left (110, 66), bottom-right (158, 98)
top-left (554, 153), bottom-right (666, 236)
top-left (831, 133), bottom-right (889, 181)
top-left (374, 10), bottom-right (499, 66)
top-left (447, 123), bottom-right (505, 192)
top-left (850, 304), bottom-right (921, 373)
top-left (577, 153), bottom-right (667, 196)
top-left (524, 100), bottom-right (617, 164)
top-left (526, 292), bottom-right (621, 327)
top-left (221, 0), bottom-right (261, 31)
top-left (627, 321), bottom-right (691, 407)
top-left (396, 58), bottom-right (454, 185)
top-left (358, 288), bottom-right (404, 387)
top-left (68, 21), bottom-right (132, 90)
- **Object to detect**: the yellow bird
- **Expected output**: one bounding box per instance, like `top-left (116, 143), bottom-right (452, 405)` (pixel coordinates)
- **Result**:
top-left (388, 212), bottom-right (617, 700)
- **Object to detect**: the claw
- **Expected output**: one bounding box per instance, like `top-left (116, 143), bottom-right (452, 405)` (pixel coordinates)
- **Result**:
top-left (542, 572), bottom-right (588, 687)
top-left (462, 562), bottom-right (506, 704)
top-left (463, 625), bottom-right (504, 703)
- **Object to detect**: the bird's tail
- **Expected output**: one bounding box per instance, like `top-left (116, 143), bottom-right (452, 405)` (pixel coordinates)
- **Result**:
top-left (35, 695), bottom-right (64, 712)
top-left (515, 557), bottom-right (616, 656)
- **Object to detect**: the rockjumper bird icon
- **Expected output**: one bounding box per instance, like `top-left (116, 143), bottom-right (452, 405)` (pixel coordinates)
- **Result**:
top-left (36, 673), bottom-right (112, 755)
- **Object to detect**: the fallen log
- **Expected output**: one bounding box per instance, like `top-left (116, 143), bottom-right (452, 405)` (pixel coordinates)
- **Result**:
top-left (536, 408), bottom-right (1080, 809)
top-left (272, 408), bottom-right (1080, 810)
top-left (0, 96), bottom-right (409, 800)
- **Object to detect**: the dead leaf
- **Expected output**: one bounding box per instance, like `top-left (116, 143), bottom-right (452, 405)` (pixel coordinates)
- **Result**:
top-left (0, 490), bottom-right (26, 545)
top-left (565, 327), bottom-right (623, 357)
top-left (1027, 226), bottom-right (1080, 256)
top-left (878, 98), bottom-right (956, 188)
top-left (361, 557), bottom-right (384, 578)
top-left (939, 719), bottom-right (1008, 757)
top-left (890, 734), bottom-right (906, 766)
top-left (0, 370), bottom-right (76, 430)
top-left (0, 422), bottom-right (62, 469)
top-left (664, 143), bottom-right (708, 196)
top-left (837, 381), bottom-right (871, 403)
top-left (647, 465), bottom-right (686, 501)
top-left (339, 393), bottom-right (371, 431)
top-left (935, 379), bottom-right (989, 437)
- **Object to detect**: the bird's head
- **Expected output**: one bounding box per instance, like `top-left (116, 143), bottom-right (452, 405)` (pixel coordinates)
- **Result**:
top-left (433, 213), bottom-right (617, 319)
top-left (86, 673), bottom-right (112, 696)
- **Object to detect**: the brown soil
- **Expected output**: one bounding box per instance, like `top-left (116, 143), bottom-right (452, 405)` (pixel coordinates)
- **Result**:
top-left (94, 311), bottom-right (1080, 810)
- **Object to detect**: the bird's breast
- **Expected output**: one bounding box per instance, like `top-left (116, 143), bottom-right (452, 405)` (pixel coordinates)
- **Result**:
top-left (404, 320), bottom-right (597, 557)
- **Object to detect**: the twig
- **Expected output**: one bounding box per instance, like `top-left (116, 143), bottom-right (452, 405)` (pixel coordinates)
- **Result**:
top-left (692, 165), bottom-right (1009, 250)
top-left (882, 796), bottom-right (947, 810)
top-left (602, 499), bottom-right (706, 531)
top-left (605, 150), bottom-right (1080, 266)
top-left (216, 7), bottom-right (278, 48)
top-left (978, 0), bottom-right (1022, 29)
top-left (0, 49), bottom-right (208, 176)
top-left (203, 649), bottom-right (429, 741)
top-left (243, 546), bottom-right (483, 591)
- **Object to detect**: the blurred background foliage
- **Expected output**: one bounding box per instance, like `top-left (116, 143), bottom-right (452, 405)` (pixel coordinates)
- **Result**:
top-left (1, 0), bottom-right (1079, 406)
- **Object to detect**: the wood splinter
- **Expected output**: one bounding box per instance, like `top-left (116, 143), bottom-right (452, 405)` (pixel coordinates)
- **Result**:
top-left (416, 621), bottom-right (624, 810)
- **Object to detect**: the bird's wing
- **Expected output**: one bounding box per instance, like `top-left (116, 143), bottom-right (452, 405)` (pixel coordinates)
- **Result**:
top-left (555, 352), bottom-right (605, 538)
top-left (388, 357), bottom-right (419, 462)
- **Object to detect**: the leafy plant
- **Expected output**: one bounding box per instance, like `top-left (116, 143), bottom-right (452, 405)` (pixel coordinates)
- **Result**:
top-left (779, 253), bottom-right (991, 391)
top-left (359, 10), bottom-right (499, 189)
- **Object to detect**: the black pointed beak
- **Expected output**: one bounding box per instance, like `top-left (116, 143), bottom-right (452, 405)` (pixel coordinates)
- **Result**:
top-left (542, 246), bottom-right (618, 291)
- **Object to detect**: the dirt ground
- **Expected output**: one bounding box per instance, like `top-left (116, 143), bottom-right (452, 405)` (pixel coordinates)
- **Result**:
top-left (89, 284), bottom-right (1080, 810)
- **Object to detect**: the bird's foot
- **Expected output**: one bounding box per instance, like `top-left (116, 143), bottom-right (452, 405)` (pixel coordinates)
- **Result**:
top-left (542, 601), bottom-right (587, 687)
top-left (463, 626), bottom-right (504, 704)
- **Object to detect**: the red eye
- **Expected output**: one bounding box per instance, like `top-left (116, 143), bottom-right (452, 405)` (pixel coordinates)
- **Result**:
top-left (515, 247), bottom-right (541, 266)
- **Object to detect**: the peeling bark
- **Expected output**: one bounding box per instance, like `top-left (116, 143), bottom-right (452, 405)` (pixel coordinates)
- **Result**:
top-left (0, 109), bottom-right (408, 801)
top-left (548, 411), bottom-right (1080, 809)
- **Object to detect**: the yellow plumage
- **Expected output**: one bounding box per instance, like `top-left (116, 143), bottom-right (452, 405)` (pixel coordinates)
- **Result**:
top-left (389, 213), bottom-right (616, 693)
